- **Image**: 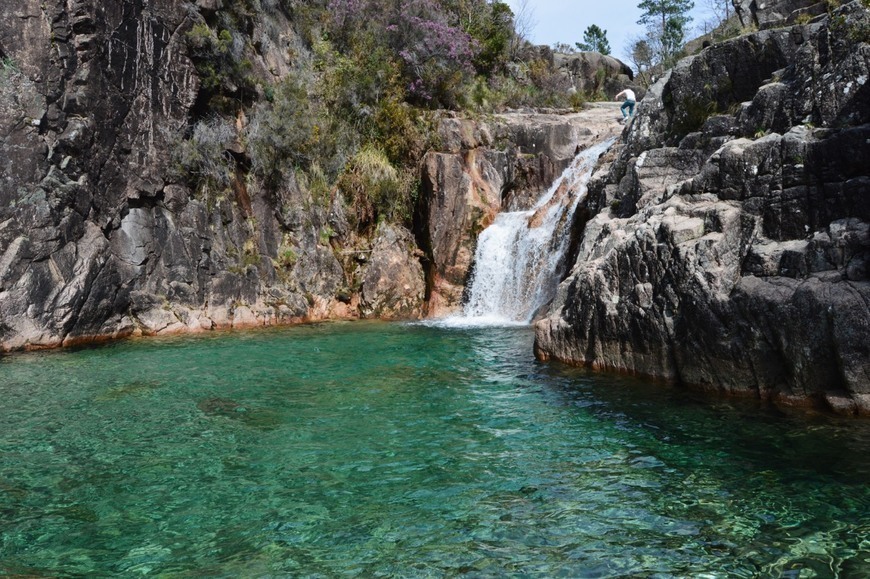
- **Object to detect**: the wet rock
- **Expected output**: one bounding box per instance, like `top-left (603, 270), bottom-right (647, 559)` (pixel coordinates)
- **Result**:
top-left (418, 106), bottom-right (623, 316)
top-left (418, 147), bottom-right (505, 315)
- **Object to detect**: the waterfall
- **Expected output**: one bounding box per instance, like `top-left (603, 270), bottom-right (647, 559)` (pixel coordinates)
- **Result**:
top-left (448, 138), bottom-right (615, 327)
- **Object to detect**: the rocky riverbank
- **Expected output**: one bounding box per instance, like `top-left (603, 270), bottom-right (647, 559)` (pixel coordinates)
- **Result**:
top-left (0, 101), bottom-right (612, 349)
top-left (0, 0), bottom-right (631, 351)
top-left (534, 1), bottom-right (870, 415)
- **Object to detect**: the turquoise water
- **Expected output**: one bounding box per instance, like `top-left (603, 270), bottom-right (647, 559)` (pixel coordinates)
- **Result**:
top-left (0, 322), bottom-right (868, 577)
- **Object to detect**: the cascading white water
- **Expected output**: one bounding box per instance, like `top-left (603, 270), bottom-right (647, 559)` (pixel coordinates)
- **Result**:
top-left (452, 138), bottom-right (615, 326)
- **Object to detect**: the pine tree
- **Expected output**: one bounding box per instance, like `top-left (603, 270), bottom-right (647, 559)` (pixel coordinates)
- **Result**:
top-left (575, 24), bottom-right (611, 55)
top-left (637, 0), bottom-right (693, 67)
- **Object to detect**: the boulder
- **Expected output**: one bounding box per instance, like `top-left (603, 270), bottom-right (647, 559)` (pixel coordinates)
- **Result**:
top-left (553, 51), bottom-right (636, 98)
top-left (418, 148), bottom-right (505, 315)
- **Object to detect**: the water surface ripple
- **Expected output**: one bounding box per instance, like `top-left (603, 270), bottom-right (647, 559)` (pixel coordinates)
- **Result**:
top-left (0, 322), bottom-right (868, 577)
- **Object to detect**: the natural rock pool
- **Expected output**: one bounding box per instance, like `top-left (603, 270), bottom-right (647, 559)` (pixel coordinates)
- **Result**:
top-left (1, 322), bottom-right (868, 576)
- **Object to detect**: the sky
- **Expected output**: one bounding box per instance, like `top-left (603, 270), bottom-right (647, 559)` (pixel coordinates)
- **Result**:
top-left (503, 0), bottom-right (711, 64)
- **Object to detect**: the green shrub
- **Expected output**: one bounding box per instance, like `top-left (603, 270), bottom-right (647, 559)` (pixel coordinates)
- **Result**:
top-left (0, 57), bottom-right (22, 93)
top-left (184, 21), bottom-right (255, 110)
top-left (245, 74), bottom-right (343, 182)
top-left (277, 247), bottom-right (298, 268)
top-left (319, 225), bottom-right (336, 245)
top-left (569, 91), bottom-right (587, 111)
top-left (1, 56), bottom-right (19, 75)
top-left (337, 145), bottom-right (415, 230)
top-left (170, 117), bottom-right (237, 195)
top-left (471, 1), bottom-right (514, 76)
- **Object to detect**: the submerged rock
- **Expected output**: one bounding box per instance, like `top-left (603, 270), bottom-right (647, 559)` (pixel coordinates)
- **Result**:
top-left (197, 397), bottom-right (247, 417)
top-left (197, 397), bottom-right (281, 429)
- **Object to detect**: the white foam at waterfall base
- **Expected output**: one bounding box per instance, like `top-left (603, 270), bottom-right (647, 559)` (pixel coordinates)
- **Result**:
top-left (432, 138), bottom-right (616, 329)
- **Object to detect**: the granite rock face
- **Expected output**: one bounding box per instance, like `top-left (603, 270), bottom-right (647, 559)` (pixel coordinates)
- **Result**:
top-left (553, 51), bottom-right (637, 99)
top-left (0, 1), bottom-right (396, 349)
top-left (0, 1), bottom-right (605, 348)
top-left (732, 0), bottom-right (827, 28)
top-left (535, 2), bottom-right (870, 414)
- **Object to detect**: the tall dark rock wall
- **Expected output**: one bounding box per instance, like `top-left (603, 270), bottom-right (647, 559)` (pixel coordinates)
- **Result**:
top-left (535, 1), bottom-right (870, 414)
top-left (0, 0), bottom-right (206, 348)
top-left (0, 1), bottom-right (418, 350)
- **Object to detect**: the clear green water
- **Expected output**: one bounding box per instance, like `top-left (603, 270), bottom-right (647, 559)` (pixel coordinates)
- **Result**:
top-left (0, 322), bottom-right (868, 577)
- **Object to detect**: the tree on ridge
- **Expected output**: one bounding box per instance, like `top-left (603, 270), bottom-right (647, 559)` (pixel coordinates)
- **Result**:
top-left (637, 0), bottom-right (694, 68)
top-left (575, 24), bottom-right (611, 55)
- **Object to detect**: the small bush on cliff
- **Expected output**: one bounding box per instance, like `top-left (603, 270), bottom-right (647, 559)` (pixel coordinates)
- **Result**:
top-left (185, 20), bottom-right (256, 112)
top-left (246, 74), bottom-right (346, 183)
top-left (171, 117), bottom-right (237, 193)
top-left (337, 146), bottom-right (416, 231)
top-left (0, 57), bottom-right (18, 77)
top-left (0, 58), bottom-right (23, 97)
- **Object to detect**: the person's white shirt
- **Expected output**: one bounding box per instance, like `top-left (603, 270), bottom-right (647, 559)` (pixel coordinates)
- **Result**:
top-left (616, 89), bottom-right (636, 101)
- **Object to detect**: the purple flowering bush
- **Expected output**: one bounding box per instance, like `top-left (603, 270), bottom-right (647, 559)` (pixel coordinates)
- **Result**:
top-left (328, 0), bottom-right (478, 107)
top-left (176, 0), bottom-right (586, 234)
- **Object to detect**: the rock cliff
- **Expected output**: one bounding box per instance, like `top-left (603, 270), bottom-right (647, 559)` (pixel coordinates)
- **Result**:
top-left (535, 1), bottom-right (870, 414)
top-left (0, 1), bottom-right (394, 348)
top-left (0, 0), bottom-right (605, 349)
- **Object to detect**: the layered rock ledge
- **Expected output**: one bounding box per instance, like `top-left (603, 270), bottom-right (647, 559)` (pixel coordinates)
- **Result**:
top-left (535, 1), bottom-right (870, 414)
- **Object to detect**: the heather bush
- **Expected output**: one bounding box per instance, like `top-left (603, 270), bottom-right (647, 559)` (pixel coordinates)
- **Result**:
top-left (314, 33), bottom-right (436, 168)
top-left (327, 0), bottom-right (480, 108)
